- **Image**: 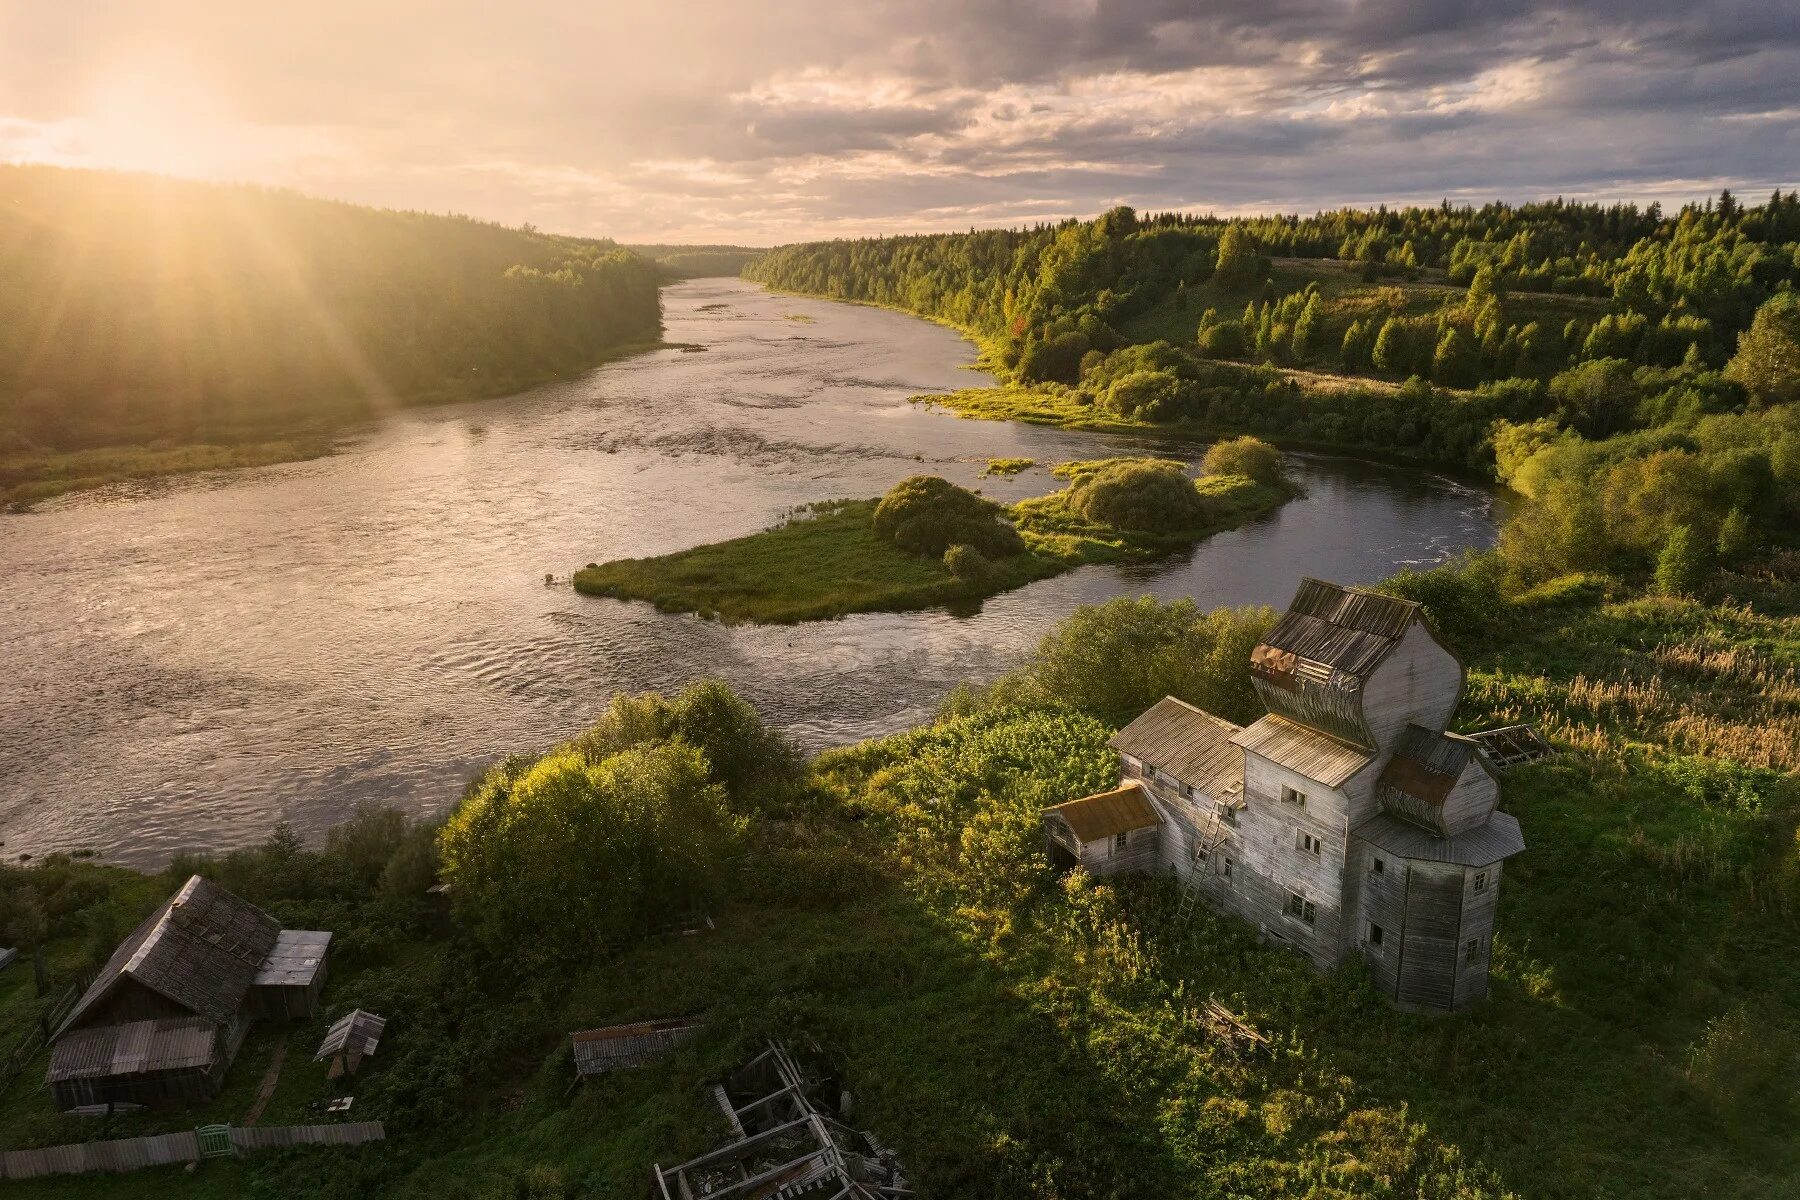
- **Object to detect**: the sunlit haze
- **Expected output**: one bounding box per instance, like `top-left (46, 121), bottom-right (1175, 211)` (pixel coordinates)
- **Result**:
top-left (3, 1), bottom-right (1796, 242)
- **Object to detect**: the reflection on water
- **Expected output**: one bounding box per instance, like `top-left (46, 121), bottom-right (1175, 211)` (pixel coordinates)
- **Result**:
top-left (0, 279), bottom-right (1498, 866)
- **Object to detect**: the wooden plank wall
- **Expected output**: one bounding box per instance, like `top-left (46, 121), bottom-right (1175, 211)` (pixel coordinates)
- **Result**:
top-left (0, 1123), bottom-right (384, 1180)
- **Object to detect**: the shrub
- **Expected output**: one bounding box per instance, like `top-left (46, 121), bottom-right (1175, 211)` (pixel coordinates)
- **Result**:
top-left (943, 542), bottom-right (998, 587)
top-left (1198, 320), bottom-right (1248, 359)
top-left (1201, 435), bottom-right (1283, 485)
top-left (1105, 369), bottom-right (1182, 419)
top-left (872, 475), bottom-right (1023, 558)
top-left (1069, 459), bottom-right (1209, 532)
top-left (1654, 524), bottom-right (1710, 597)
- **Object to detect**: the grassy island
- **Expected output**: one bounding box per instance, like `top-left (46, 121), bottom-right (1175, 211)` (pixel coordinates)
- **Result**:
top-left (574, 445), bottom-right (1293, 623)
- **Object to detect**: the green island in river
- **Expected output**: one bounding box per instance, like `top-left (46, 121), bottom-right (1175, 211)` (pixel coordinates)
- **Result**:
top-left (574, 440), bottom-right (1294, 623)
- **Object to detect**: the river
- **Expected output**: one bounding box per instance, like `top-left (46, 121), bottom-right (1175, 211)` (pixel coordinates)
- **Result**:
top-left (0, 279), bottom-right (1499, 866)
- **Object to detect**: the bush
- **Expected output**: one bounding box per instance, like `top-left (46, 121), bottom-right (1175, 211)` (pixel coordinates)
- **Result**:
top-left (943, 542), bottom-right (998, 587)
top-left (1105, 368), bottom-right (1182, 419)
top-left (1068, 459), bottom-right (1210, 532)
top-left (1201, 435), bottom-right (1283, 485)
top-left (1655, 524), bottom-right (1710, 597)
top-left (1197, 320), bottom-right (1248, 359)
top-left (872, 475), bottom-right (1024, 558)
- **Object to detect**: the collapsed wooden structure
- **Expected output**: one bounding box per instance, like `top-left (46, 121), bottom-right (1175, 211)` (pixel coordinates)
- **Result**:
top-left (654, 1042), bottom-right (909, 1200)
top-left (570, 1017), bottom-right (703, 1080)
top-left (44, 875), bottom-right (331, 1109)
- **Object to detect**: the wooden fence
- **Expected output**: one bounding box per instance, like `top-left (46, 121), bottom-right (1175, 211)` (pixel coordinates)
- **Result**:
top-left (0, 1122), bottom-right (384, 1180)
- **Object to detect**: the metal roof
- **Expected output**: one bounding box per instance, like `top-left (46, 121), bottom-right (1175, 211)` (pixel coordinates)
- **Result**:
top-left (316, 1009), bottom-right (387, 1061)
top-left (1042, 782), bottom-right (1162, 842)
top-left (0, 947), bottom-right (15, 972)
top-left (45, 1016), bottom-right (219, 1083)
top-left (1230, 715), bottom-right (1373, 788)
top-left (56, 876), bottom-right (283, 1038)
top-left (571, 1017), bottom-right (703, 1077)
top-left (1109, 697), bottom-right (1245, 797)
top-left (1250, 579), bottom-right (1425, 746)
top-left (1353, 810), bottom-right (1526, 866)
top-left (254, 929), bottom-right (332, 988)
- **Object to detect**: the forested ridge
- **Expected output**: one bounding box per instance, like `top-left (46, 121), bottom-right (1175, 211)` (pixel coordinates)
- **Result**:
top-left (749, 193), bottom-right (1800, 592)
top-left (0, 166), bottom-right (663, 492)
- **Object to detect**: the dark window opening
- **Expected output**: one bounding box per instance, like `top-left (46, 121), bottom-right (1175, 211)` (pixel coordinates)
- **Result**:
top-left (1369, 923), bottom-right (1384, 946)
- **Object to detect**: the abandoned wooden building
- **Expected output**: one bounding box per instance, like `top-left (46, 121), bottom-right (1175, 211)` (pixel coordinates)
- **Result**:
top-left (44, 875), bottom-right (332, 1109)
top-left (571, 1017), bottom-right (704, 1081)
top-left (1044, 578), bottom-right (1533, 1012)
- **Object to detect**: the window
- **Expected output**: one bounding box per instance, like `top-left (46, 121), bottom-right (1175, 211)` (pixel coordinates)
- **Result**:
top-left (1465, 937), bottom-right (1482, 964)
top-left (1217, 799), bottom-right (1238, 827)
top-left (1285, 891), bottom-right (1315, 925)
top-left (1280, 785), bottom-right (1307, 808)
top-left (1370, 857), bottom-right (1385, 876)
top-left (1113, 831), bottom-right (1129, 853)
top-left (1473, 871), bottom-right (1488, 893)
top-left (1223, 857), bottom-right (1233, 879)
top-left (1297, 831), bottom-right (1322, 856)
top-left (1369, 923), bottom-right (1384, 946)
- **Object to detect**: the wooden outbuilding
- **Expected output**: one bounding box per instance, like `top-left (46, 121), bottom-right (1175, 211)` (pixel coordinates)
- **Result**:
top-left (315, 1009), bottom-right (386, 1079)
top-left (1042, 782), bottom-right (1162, 876)
top-left (45, 875), bottom-right (331, 1109)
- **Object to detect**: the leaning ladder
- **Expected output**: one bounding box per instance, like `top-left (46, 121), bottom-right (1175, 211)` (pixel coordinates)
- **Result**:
top-left (1174, 809), bottom-right (1231, 926)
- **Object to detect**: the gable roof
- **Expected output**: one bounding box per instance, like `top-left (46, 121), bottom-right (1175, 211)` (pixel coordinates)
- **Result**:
top-left (1230, 714), bottom-right (1373, 788)
top-left (1043, 782), bottom-right (1162, 842)
top-left (1109, 697), bottom-right (1244, 797)
top-left (317, 1009), bottom-right (388, 1062)
top-left (55, 875), bottom-right (282, 1039)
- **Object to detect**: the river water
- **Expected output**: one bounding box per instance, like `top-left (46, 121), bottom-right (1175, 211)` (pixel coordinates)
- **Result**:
top-left (0, 279), bottom-right (1498, 866)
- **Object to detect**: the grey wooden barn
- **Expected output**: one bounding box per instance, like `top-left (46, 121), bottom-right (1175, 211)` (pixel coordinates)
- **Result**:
top-left (1045, 578), bottom-right (1531, 1013)
top-left (45, 875), bottom-right (331, 1109)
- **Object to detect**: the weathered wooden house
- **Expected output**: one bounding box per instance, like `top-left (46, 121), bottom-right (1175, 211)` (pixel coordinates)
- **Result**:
top-left (1044, 579), bottom-right (1529, 1012)
top-left (44, 875), bottom-right (331, 1109)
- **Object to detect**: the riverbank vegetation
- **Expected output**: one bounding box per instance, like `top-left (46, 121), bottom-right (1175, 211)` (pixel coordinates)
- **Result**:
top-left (0, 166), bottom-right (664, 507)
top-left (4, 522), bottom-right (1797, 1196)
top-left (572, 451), bottom-right (1290, 623)
top-left (747, 192), bottom-right (1800, 476)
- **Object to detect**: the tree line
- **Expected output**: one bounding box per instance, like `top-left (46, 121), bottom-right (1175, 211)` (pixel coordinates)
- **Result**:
top-left (0, 166), bottom-right (665, 454)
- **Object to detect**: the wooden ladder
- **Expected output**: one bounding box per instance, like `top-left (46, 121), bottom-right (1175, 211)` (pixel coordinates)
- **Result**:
top-left (1174, 809), bottom-right (1230, 926)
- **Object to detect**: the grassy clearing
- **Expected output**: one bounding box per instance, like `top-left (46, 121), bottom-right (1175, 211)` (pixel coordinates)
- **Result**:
top-left (574, 470), bottom-right (1289, 624)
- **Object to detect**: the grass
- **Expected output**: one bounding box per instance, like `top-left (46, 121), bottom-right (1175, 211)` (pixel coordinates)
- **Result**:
top-left (981, 456), bottom-right (1035, 476)
top-left (2, 565), bottom-right (1796, 1197)
top-left (573, 469), bottom-right (1291, 624)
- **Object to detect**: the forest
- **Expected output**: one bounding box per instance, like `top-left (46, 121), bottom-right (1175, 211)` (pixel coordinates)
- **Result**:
top-left (0, 166), bottom-right (664, 504)
top-left (749, 193), bottom-right (1800, 594)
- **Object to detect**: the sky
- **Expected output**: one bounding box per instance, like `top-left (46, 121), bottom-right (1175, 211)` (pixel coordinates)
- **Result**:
top-left (1, 1), bottom-right (1796, 245)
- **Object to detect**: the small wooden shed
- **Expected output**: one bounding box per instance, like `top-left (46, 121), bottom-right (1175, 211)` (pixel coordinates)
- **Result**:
top-left (315, 1009), bottom-right (387, 1079)
top-left (1042, 781), bottom-right (1163, 876)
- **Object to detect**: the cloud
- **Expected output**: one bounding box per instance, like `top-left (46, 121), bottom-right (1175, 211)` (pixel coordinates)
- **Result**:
top-left (0, 0), bottom-right (1794, 242)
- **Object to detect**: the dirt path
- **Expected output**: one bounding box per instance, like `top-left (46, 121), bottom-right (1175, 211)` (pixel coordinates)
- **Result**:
top-left (243, 1042), bottom-right (287, 1126)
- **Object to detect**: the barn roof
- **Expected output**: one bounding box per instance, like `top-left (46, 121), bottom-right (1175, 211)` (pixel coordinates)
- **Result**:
top-left (1353, 810), bottom-right (1525, 866)
top-left (571, 1017), bottom-right (703, 1077)
top-left (317, 1009), bottom-right (387, 1062)
top-left (46, 1016), bottom-right (220, 1083)
top-left (1109, 698), bottom-right (1244, 797)
top-left (1230, 715), bottom-right (1373, 788)
top-left (1043, 782), bottom-right (1162, 843)
top-left (55, 875), bottom-right (282, 1038)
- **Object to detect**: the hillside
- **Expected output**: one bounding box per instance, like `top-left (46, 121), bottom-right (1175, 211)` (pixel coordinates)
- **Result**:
top-left (0, 166), bottom-right (664, 505)
top-left (626, 243), bottom-right (765, 278)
